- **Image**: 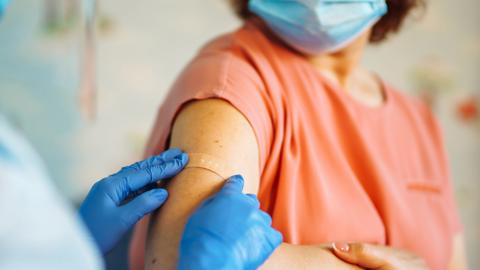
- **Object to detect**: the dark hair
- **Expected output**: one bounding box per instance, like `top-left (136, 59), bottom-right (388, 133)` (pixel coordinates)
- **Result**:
top-left (229, 0), bottom-right (426, 43)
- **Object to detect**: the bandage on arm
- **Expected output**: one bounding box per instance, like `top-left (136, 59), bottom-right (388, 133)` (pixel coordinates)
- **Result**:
top-left (184, 153), bottom-right (233, 180)
top-left (144, 99), bottom-right (260, 270)
top-left (140, 99), bottom-right (364, 270)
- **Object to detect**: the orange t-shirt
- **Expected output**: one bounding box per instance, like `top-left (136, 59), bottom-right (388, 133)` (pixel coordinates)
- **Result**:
top-left (129, 20), bottom-right (461, 270)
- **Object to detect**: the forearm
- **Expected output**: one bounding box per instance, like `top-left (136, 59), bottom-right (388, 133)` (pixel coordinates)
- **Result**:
top-left (143, 168), bottom-right (360, 270)
top-left (147, 208), bottom-right (360, 270)
top-left (260, 243), bottom-right (362, 270)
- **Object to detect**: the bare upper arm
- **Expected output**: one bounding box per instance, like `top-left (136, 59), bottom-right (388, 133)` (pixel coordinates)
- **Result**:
top-left (144, 99), bottom-right (260, 269)
top-left (169, 98), bottom-right (260, 192)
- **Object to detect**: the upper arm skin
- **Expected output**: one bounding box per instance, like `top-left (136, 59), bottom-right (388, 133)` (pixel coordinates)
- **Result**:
top-left (143, 98), bottom-right (361, 270)
top-left (144, 99), bottom-right (260, 270)
top-left (448, 233), bottom-right (469, 270)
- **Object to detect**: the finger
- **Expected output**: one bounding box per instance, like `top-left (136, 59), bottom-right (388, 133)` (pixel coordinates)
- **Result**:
top-left (125, 148), bottom-right (185, 172)
top-left (109, 154), bottom-right (188, 203)
top-left (219, 175), bottom-right (245, 194)
top-left (332, 243), bottom-right (388, 269)
top-left (266, 229), bottom-right (283, 250)
top-left (245, 193), bottom-right (260, 208)
top-left (119, 189), bottom-right (168, 227)
top-left (127, 153), bottom-right (187, 190)
top-left (148, 152), bottom-right (189, 180)
top-left (259, 211), bottom-right (273, 226)
top-left (142, 148), bottom-right (184, 168)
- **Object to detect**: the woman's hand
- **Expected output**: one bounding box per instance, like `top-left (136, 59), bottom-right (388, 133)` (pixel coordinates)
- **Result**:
top-left (332, 242), bottom-right (429, 270)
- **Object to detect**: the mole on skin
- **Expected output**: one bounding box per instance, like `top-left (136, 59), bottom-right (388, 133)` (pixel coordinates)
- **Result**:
top-left (214, 139), bottom-right (223, 148)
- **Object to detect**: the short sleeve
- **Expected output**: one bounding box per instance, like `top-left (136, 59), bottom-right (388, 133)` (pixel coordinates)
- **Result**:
top-left (144, 45), bottom-right (274, 172)
top-left (129, 36), bottom-right (277, 270)
top-left (0, 117), bottom-right (103, 270)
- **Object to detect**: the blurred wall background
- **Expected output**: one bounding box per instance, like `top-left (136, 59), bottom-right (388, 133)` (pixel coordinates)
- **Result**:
top-left (0, 0), bottom-right (478, 268)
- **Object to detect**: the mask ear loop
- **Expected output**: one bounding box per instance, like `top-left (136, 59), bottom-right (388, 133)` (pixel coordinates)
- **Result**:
top-left (185, 153), bottom-right (233, 180)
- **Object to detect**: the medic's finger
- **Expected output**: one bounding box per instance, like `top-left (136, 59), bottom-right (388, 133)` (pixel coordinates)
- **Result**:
top-left (133, 153), bottom-right (187, 186)
top-left (125, 153), bottom-right (187, 189)
top-left (118, 148), bottom-right (184, 174)
top-left (267, 228), bottom-right (283, 250)
top-left (106, 153), bottom-right (188, 204)
top-left (245, 193), bottom-right (261, 208)
top-left (153, 148), bottom-right (184, 162)
top-left (258, 210), bottom-right (273, 227)
top-left (119, 188), bottom-right (168, 227)
top-left (147, 152), bottom-right (189, 180)
top-left (220, 175), bottom-right (245, 194)
top-left (135, 148), bottom-right (184, 170)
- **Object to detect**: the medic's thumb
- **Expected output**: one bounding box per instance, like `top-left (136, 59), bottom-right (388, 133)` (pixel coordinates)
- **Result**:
top-left (221, 175), bottom-right (245, 194)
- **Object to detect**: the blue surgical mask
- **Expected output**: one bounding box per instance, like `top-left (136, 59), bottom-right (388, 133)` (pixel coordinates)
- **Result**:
top-left (249, 0), bottom-right (388, 55)
top-left (0, 0), bottom-right (11, 18)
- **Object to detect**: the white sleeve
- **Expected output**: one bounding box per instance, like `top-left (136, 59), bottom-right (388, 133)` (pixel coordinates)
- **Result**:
top-left (0, 116), bottom-right (103, 270)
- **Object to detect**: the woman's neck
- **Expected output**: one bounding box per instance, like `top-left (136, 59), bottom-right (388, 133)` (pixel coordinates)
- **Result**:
top-left (307, 31), bottom-right (386, 107)
top-left (308, 31), bottom-right (370, 88)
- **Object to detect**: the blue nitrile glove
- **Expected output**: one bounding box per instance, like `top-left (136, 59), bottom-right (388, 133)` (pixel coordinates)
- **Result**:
top-left (79, 148), bottom-right (188, 254)
top-left (178, 175), bottom-right (283, 270)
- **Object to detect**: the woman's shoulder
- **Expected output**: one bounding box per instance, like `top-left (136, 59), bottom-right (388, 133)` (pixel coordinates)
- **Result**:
top-left (192, 20), bottom-right (280, 71)
top-left (148, 24), bottom-right (278, 172)
top-left (171, 23), bottom-right (275, 98)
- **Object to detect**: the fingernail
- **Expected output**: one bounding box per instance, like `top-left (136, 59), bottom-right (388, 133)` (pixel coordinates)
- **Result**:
top-left (333, 242), bottom-right (350, 253)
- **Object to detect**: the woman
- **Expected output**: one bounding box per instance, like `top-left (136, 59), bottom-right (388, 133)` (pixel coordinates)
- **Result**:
top-left (130, 0), bottom-right (468, 269)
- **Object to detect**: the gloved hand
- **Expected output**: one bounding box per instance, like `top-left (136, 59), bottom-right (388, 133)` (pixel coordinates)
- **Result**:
top-left (79, 148), bottom-right (188, 254)
top-left (178, 175), bottom-right (283, 270)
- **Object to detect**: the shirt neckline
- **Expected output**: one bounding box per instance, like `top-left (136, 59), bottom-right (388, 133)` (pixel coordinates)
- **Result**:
top-left (313, 70), bottom-right (394, 113)
top-left (246, 18), bottom-right (394, 113)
